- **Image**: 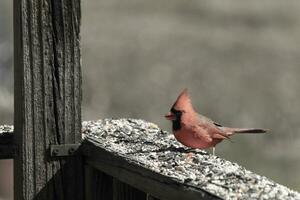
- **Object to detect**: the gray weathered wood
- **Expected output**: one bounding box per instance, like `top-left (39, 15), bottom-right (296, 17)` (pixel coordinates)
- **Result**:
top-left (84, 165), bottom-right (95, 200)
top-left (147, 194), bottom-right (160, 200)
top-left (84, 164), bottom-right (146, 200)
top-left (85, 165), bottom-right (113, 200)
top-left (13, 0), bottom-right (82, 199)
top-left (84, 143), bottom-right (217, 200)
top-left (0, 125), bottom-right (14, 159)
top-left (3, 120), bottom-right (300, 199)
top-left (113, 178), bottom-right (146, 200)
top-left (82, 119), bottom-right (300, 200)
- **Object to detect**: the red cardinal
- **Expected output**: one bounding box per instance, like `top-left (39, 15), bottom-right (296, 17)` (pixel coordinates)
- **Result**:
top-left (165, 89), bottom-right (268, 155)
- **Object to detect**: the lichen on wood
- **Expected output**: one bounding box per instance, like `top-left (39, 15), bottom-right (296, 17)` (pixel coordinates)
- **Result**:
top-left (82, 119), bottom-right (300, 200)
top-left (1, 120), bottom-right (299, 199)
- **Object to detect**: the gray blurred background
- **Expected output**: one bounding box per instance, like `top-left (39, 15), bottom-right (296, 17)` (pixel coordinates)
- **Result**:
top-left (1, 0), bottom-right (300, 199)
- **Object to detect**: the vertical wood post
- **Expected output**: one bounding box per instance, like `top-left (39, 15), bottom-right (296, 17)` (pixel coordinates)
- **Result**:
top-left (14, 0), bottom-right (82, 199)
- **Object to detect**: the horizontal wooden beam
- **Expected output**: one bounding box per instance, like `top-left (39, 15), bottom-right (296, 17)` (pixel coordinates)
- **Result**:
top-left (83, 142), bottom-right (217, 200)
top-left (82, 119), bottom-right (300, 200)
top-left (0, 125), bottom-right (14, 159)
top-left (2, 120), bottom-right (300, 199)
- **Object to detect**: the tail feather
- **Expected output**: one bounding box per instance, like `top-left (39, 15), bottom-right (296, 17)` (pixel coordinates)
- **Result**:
top-left (232, 128), bottom-right (269, 134)
top-left (221, 127), bottom-right (269, 135)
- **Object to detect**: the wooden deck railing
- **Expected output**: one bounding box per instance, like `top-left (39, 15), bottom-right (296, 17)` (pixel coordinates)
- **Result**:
top-left (1, 121), bottom-right (299, 199)
top-left (4, 0), bottom-right (300, 199)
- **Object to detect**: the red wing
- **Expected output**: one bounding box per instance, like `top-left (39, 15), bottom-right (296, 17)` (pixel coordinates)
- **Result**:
top-left (197, 115), bottom-right (230, 140)
top-left (194, 123), bottom-right (230, 140)
top-left (212, 131), bottom-right (230, 140)
top-left (190, 125), bottom-right (213, 143)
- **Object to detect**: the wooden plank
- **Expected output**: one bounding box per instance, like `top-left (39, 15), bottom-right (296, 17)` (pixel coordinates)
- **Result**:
top-left (84, 143), bottom-right (218, 200)
top-left (82, 119), bottom-right (300, 200)
top-left (0, 145), bottom-right (15, 159)
top-left (0, 125), bottom-right (14, 159)
top-left (147, 194), bottom-right (160, 200)
top-left (13, 0), bottom-right (82, 199)
top-left (113, 178), bottom-right (146, 200)
top-left (84, 165), bottom-right (94, 200)
top-left (84, 165), bottom-right (113, 200)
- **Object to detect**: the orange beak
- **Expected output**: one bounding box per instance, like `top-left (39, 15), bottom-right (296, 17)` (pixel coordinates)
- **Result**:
top-left (164, 112), bottom-right (175, 120)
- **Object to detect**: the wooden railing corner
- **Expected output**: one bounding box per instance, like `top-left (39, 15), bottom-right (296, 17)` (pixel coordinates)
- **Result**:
top-left (81, 118), bottom-right (300, 200)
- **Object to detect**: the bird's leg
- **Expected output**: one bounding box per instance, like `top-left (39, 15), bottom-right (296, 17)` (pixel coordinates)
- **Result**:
top-left (184, 152), bottom-right (194, 163)
top-left (186, 152), bottom-right (193, 159)
top-left (184, 148), bottom-right (195, 162)
top-left (185, 148), bottom-right (194, 159)
top-left (212, 147), bottom-right (215, 156)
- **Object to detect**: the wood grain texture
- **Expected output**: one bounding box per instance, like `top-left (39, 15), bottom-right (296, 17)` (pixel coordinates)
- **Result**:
top-left (82, 119), bottom-right (300, 200)
top-left (147, 194), bottom-right (160, 200)
top-left (85, 165), bottom-right (114, 200)
top-left (113, 178), bottom-right (146, 200)
top-left (84, 164), bottom-right (147, 200)
top-left (83, 143), bottom-right (219, 200)
top-left (0, 125), bottom-right (14, 159)
top-left (13, 0), bottom-right (82, 199)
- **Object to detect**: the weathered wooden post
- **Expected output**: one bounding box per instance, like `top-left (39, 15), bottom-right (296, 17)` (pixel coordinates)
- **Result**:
top-left (13, 0), bottom-right (82, 199)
